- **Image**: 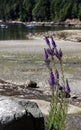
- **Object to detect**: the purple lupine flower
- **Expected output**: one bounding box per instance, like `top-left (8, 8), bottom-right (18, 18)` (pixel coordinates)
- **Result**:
top-left (51, 37), bottom-right (56, 48)
top-left (49, 71), bottom-right (55, 86)
top-left (65, 79), bottom-right (71, 94)
top-left (47, 48), bottom-right (53, 55)
top-left (55, 48), bottom-right (63, 60)
top-left (51, 48), bottom-right (55, 55)
top-left (45, 36), bottom-right (50, 47)
top-left (55, 48), bottom-right (59, 57)
top-left (44, 48), bottom-right (48, 61)
top-left (47, 48), bottom-right (55, 60)
top-left (47, 48), bottom-right (55, 57)
top-left (55, 69), bottom-right (59, 79)
top-left (58, 84), bottom-right (63, 90)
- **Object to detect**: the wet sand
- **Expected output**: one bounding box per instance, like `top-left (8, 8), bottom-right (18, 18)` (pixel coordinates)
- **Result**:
top-left (0, 39), bottom-right (81, 53)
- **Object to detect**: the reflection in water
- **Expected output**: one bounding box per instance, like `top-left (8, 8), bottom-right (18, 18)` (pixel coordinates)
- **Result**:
top-left (0, 23), bottom-right (71, 40)
top-left (0, 24), bottom-right (27, 40)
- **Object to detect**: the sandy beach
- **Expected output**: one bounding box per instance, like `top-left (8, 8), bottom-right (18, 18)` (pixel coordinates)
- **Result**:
top-left (0, 39), bottom-right (81, 53)
top-left (0, 38), bottom-right (81, 97)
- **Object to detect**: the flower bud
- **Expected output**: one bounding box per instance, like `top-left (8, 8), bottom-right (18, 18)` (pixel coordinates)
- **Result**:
top-left (44, 48), bottom-right (48, 61)
top-left (65, 79), bottom-right (71, 94)
top-left (51, 37), bottom-right (56, 48)
top-left (45, 36), bottom-right (50, 47)
top-left (49, 71), bottom-right (55, 86)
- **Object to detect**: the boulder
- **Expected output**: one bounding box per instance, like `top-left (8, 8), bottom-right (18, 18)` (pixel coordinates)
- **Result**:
top-left (1, 96), bottom-right (81, 130)
top-left (0, 96), bottom-right (45, 130)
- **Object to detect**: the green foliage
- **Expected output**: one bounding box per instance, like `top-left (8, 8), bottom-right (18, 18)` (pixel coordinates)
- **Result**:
top-left (46, 95), bottom-right (67, 130)
top-left (78, 3), bottom-right (81, 20)
top-left (0, 0), bottom-right (81, 22)
top-left (32, 0), bottom-right (51, 21)
top-left (51, 0), bottom-right (62, 21)
top-left (72, 2), bottom-right (78, 18)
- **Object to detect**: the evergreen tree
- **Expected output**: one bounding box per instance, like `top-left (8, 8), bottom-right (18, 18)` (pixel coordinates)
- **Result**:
top-left (0, 0), bottom-right (81, 22)
top-left (32, 0), bottom-right (51, 21)
top-left (23, 0), bottom-right (35, 21)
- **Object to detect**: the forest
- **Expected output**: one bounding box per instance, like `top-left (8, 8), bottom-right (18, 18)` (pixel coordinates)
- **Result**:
top-left (0, 0), bottom-right (81, 22)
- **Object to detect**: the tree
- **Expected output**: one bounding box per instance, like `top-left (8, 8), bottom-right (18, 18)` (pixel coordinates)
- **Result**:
top-left (23, 0), bottom-right (35, 21)
top-left (72, 2), bottom-right (78, 18)
top-left (78, 3), bottom-right (81, 20)
top-left (0, 0), bottom-right (81, 22)
top-left (32, 0), bottom-right (51, 21)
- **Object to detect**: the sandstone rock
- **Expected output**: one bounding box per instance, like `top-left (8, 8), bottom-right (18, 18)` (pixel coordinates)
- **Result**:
top-left (65, 114), bottom-right (81, 130)
top-left (0, 96), bottom-right (45, 130)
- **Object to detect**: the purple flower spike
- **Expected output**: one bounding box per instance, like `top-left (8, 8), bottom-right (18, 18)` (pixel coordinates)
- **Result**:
top-left (49, 71), bottom-right (55, 86)
top-left (55, 69), bottom-right (59, 79)
top-left (45, 37), bottom-right (50, 47)
top-left (55, 48), bottom-right (59, 57)
top-left (47, 48), bottom-right (53, 55)
top-left (58, 48), bottom-right (63, 58)
top-left (55, 48), bottom-right (63, 60)
top-left (51, 48), bottom-right (55, 55)
top-left (44, 48), bottom-right (48, 61)
top-left (58, 84), bottom-right (63, 90)
top-left (51, 37), bottom-right (56, 48)
top-left (65, 79), bottom-right (71, 94)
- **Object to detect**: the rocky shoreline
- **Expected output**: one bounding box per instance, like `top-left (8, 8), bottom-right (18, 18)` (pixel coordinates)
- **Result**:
top-left (1, 19), bottom-right (81, 42)
top-left (1, 18), bottom-right (81, 28)
top-left (0, 77), bottom-right (81, 109)
top-left (2, 18), bottom-right (81, 27)
top-left (28, 30), bottom-right (81, 42)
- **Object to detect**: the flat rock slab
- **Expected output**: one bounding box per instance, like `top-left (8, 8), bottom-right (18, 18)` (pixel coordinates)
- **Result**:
top-left (30, 99), bottom-right (81, 130)
top-left (29, 99), bottom-right (81, 115)
top-left (0, 96), bottom-right (45, 130)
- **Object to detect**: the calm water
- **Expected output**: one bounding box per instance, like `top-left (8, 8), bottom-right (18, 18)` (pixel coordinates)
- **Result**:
top-left (0, 23), bottom-right (80, 40)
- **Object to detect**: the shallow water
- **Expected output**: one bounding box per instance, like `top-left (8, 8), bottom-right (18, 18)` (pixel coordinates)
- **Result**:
top-left (0, 23), bottom-right (79, 40)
